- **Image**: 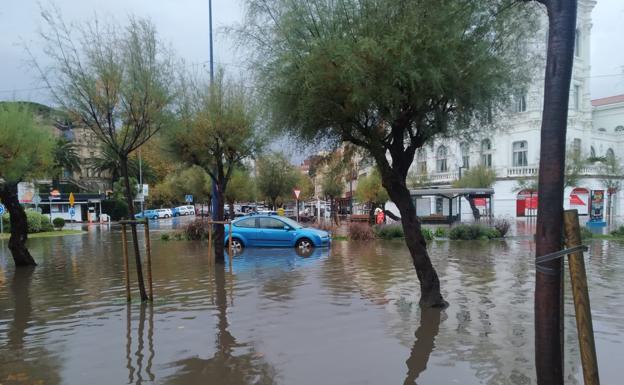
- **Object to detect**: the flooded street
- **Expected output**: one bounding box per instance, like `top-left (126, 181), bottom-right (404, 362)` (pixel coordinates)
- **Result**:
top-left (0, 226), bottom-right (622, 384)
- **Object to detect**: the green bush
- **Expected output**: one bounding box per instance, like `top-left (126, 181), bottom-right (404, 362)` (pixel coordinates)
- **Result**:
top-left (184, 219), bottom-right (211, 240)
top-left (40, 219), bottom-right (54, 232)
top-left (609, 225), bottom-right (624, 237)
top-left (374, 224), bottom-right (404, 239)
top-left (434, 227), bottom-right (447, 238)
top-left (449, 224), bottom-right (500, 240)
top-left (581, 227), bottom-right (594, 239)
top-left (101, 199), bottom-right (129, 221)
top-left (26, 210), bottom-right (43, 233)
top-left (421, 228), bottom-right (434, 241)
top-left (1, 213), bottom-right (9, 232)
top-left (160, 233), bottom-right (171, 241)
top-left (2, 211), bottom-right (53, 233)
top-left (53, 217), bottom-right (65, 230)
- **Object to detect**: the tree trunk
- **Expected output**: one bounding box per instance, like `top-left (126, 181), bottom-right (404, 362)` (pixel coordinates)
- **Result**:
top-left (228, 199), bottom-right (235, 220)
top-left (384, 180), bottom-right (446, 308)
top-left (467, 195), bottom-right (481, 221)
top-left (0, 183), bottom-right (37, 267)
top-left (213, 182), bottom-right (226, 264)
top-left (120, 156), bottom-right (148, 301)
top-left (368, 201), bottom-right (376, 224)
top-left (534, 2), bottom-right (577, 384)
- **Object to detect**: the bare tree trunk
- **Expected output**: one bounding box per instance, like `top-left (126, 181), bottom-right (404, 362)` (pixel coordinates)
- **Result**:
top-left (533, 2), bottom-right (577, 384)
top-left (368, 201), bottom-right (376, 224)
top-left (467, 195), bottom-right (481, 221)
top-left (120, 156), bottom-right (148, 301)
top-left (228, 199), bottom-right (235, 220)
top-left (0, 183), bottom-right (37, 267)
top-left (384, 180), bottom-right (446, 308)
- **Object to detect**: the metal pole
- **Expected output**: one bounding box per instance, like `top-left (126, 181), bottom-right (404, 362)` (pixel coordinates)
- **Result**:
top-left (144, 220), bottom-right (153, 301)
top-left (296, 199), bottom-right (299, 222)
top-left (209, 0), bottom-right (214, 82)
top-left (122, 224), bottom-right (131, 302)
top-left (563, 210), bottom-right (600, 385)
top-left (208, 220), bottom-right (213, 262)
top-left (139, 148), bottom-right (144, 214)
top-left (228, 221), bottom-right (232, 265)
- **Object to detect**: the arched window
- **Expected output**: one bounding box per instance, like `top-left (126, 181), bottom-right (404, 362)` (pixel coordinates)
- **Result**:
top-left (606, 148), bottom-right (615, 160)
top-left (436, 146), bottom-right (448, 173)
top-left (615, 125), bottom-right (624, 132)
top-left (513, 141), bottom-right (528, 167)
top-left (590, 146), bottom-right (596, 158)
top-left (481, 139), bottom-right (492, 168)
top-left (460, 142), bottom-right (470, 169)
top-left (598, 127), bottom-right (607, 132)
top-left (416, 148), bottom-right (427, 174)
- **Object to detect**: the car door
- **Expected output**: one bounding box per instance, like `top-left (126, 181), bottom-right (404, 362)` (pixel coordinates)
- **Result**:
top-left (232, 217), bottom-right (260, 246)
top-left (258, 217), bottom-right (293, 246)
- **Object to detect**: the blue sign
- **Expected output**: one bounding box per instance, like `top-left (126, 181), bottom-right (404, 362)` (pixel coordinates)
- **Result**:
top-left (69, 207), bottom-right (76, 218)
top-left (0, 203), bottom-right (5, 215)
top-left (185, 194), bottom-right (193, 203)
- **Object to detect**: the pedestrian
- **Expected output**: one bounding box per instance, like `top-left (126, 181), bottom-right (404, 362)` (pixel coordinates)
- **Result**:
top-left (375, 208), bottom-right (385, 225)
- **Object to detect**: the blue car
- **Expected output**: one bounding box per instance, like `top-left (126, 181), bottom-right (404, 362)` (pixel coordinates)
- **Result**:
top-left (135, 209), bottom-right (158, 220)
top-left (224, 215), bottom-right (330, 252)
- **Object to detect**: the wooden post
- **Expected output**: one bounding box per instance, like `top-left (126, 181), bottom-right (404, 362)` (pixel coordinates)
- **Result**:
top-left (121, 223), bottom-right (131, 302)
top-left (563, 210), bottom-right (600, 385)
top-left (143, 220), bottom-right (154, 301)
top-left (228, 220), bottom-right (233, 265)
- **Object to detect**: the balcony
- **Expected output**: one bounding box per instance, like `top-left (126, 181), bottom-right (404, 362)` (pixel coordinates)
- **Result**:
top-left (428, 171), bottom-right (459, 184)
top-left (506, 166), bottom-right (539, 177)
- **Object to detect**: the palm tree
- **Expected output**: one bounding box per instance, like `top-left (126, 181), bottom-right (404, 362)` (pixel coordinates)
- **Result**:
top-left (52, 138), bottom-right (81, 188)
top-left (90, 144), bottom-right (142, 188)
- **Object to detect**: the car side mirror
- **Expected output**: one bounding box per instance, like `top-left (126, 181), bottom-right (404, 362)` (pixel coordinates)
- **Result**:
top-left (284, 226), bottom-right (290, 231)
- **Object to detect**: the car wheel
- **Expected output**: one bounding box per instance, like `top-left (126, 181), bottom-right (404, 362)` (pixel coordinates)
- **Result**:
top-left (229, 238), bottom-right (244, 253)
top-left (165, 214), bottom-right (170, 218)
top-left (296, 238), bottom-right (313, 251)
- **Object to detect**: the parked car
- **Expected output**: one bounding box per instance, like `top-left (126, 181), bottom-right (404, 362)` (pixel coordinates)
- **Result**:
top-left (135, 209), bottom-right (158, 220)
top-left (224, 215), bottom-right (330, 252)
top-left (173, 205), bottom-right (195, 216)
top-left (155, 208), bottom-right (173, 219)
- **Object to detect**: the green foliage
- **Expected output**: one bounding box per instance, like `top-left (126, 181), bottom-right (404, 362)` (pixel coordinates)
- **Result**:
top-left (256, 153), bottom-right (298, 208)
top-left (52, 138), bottom-right (81, 179)
top-left (40, 218), bottom-right (54, 232)
top-left (225, 168), bottom-right (255, 204)
top-left (2, 213), bottom-right (10, 232)
top-left (600, 154), bottom-right (622, 194)
top-left (160, 233), bottom-right (171, 241)
top-left (294, 172), bottom-right (315, 201)
top-left (449, 224), bottom-right (500, 240)
top-left (581, 227), bottom-right (594, 239)
top-left (20, 210), bottom-right (53, 233)
top-left (184, 219), bottom-right (211, 240)
top-left (321, 152), bottom-right (346, 199)
top-left (493, 218), bottom-right (511, 237)
top-left (101, 199), bottom-right (129, 221)
top-left (151, 165), bottom-right (212, 206)
top-left (609, 226), bottom-right (624, 237)
top-left (53, 217), bottom-right (65, 230)
top-left (0, 103), bottom-right (54, 184)
top-left (113, 178), bottom-right (139, 201)
top-left (374, 224), bottom-right (404, 240)
top-left (421, 228), bottom-right (434, 241)
top-left (434, 227), bottom-right (447, 238)
top-left (565, 146), bottom-right (587, 188)
top-left (355, 168), bottom-right (389, 205)
top-left (453, 165), bottom-right (497, 188)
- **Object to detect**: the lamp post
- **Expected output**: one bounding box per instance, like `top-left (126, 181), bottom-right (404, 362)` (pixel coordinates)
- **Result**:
top-left (458, 166), bottom-right (465, 222)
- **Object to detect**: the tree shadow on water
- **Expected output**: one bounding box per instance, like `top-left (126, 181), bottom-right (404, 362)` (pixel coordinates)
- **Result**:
top-left (404, 308), bottom-right (444, 385)
top-left (163, 263), bottom-right (278, 385)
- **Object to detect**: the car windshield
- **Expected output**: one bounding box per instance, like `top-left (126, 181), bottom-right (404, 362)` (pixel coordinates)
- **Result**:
top-left (278, 216), bottom-right (303, 229)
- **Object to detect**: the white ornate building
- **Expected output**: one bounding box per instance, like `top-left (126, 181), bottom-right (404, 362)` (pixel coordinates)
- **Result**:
top-left (399, 0), bottom-right (624, 222)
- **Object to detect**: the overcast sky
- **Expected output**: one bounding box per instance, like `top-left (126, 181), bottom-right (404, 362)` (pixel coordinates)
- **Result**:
top-left (1, 0), bottom-right (623, 102)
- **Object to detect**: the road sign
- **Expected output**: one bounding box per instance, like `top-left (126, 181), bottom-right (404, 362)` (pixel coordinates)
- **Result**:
top-left (32, 195), bottom-right (41, 205)
top-left (0, 203), bottom-right (5, 215)
top-left (185, 194), bottom-right (193, 203)
top-left (293, 189), bottom-right (301, 199)
top-left (69, 192), bottom-right (75, 207)
top-left (69, 207), bottom-right (76, 219)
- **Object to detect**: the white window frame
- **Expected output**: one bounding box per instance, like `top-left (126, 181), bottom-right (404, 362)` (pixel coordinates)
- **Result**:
top-left (512, 141), bottom-right (528, 167)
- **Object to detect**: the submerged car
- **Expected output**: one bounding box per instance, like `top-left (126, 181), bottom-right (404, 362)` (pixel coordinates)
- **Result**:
top-left (173, 205), bottom-right (195, 216)
top-left (135, 209), bottom-right (158, 220)
top-left (224, 215), bottom-right (330, 251)
top-left (155, 208), bottom-right (173, 218)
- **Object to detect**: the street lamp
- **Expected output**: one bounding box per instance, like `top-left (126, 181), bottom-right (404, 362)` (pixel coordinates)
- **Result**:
top-left (458, 166), bottom-right (466, 222)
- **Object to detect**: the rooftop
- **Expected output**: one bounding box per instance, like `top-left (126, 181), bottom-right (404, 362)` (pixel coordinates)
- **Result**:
top-left (591, 94), bottom-right (624, 107)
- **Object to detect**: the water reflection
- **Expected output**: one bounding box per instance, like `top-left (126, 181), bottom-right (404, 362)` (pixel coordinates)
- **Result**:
top-left (125, 304), bottom-right (155, 385)
top-left (404, 308), bottom-right (443, 384)
top-left (164, 264), bottom-right (278, 385)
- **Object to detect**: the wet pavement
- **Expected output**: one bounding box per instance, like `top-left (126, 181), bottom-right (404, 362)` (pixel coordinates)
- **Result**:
top-left (0, 224), bottom-right (622, 384)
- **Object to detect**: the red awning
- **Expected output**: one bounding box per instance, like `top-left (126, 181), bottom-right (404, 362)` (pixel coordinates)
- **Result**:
top-left (569, 194), bottom-right (586, 206)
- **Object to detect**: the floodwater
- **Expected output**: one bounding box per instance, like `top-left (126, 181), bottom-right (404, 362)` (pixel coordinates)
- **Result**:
top-left (0, 227), bottom-right (622, 385)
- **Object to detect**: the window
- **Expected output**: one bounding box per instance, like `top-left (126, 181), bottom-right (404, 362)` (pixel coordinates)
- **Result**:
top-left (235, 218), bottom-right (256, 228)
top-left (615, 125), bottom-right (624, 132)
top-left (436, 146), bottom-right (448, 173)
top-left (512, 141), bottom-right (528, 167)
top-left (590, 146), bottom-right (596, 158)
top-left (259, 217), bottom-right (286, 230)
top-left (606, 148), bottom-right (615, 160)
top-left (460, 142), bottom-right (470, 169)
top-left (514, 92), bottom-right (527, 113)
top-left (417, 148), bottom-right (427, 174)
top-left (481, 139), bottom-right (492, 168)
top-left (598, 127), bottom-right (607, 132)
top-left (573, 138), bottom-right (581, 155)
top-left (574, 29), bottom-right (580, 57)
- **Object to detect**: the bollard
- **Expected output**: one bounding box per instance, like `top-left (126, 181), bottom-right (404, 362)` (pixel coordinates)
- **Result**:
top-left (143, 220), bottom-right (154, 301)
top-left (563, 210), bottom-right (600, 385)
top-left (228, 220), bottom-right (233, 265)
top-left (121, 223), bottom-right (131, 302)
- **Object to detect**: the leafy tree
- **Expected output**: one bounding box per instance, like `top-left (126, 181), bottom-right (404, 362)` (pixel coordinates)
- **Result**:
top-left (600, 153), bottom-right (622, 221)
top-left (150, 166), bottom-right (212, 207)
top-left (224, 168), bottom-right (255, 219)
top-left (453, 165), bottom-right (497, 220)
top-left (294, 173), bottom-right (314, 201)
top-left (52, 138), bottom-right (81, 189)
top-left (38, 11), bottom-right (176, 301)
top-left (256, 153), bottom-right (298, 210)
top-left (355, 168), bottom-right (389, 224)
top-left (240, 0), bottom-right (537, 307)
top-left (0, 103), bottom-right (54, 266)
top-left (170, 70), bottom-right (262, 263)
top-left (321, 153), bottom-right (345, 225)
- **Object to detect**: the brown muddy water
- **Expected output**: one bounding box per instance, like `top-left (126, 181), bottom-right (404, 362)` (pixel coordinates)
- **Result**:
top-left (0, 227), bottom-right (622, 385)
